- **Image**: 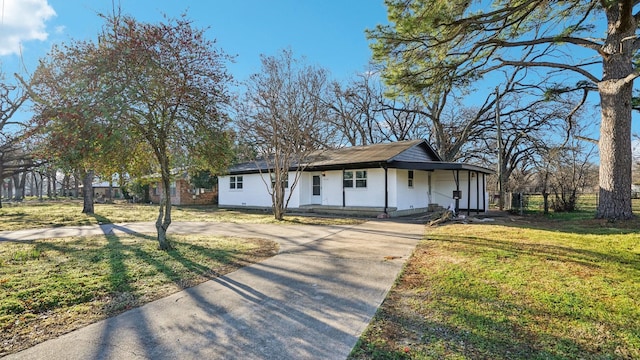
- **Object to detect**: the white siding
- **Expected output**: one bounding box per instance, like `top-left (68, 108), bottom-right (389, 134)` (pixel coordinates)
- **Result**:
top-left (387, 168), bottom-right (398, 208)
top-left (395, 169), bottom-right (429, 210)
top-left (431, 170), bottom-right (487, 211)
top-left (218, 172), bottom-right (300, 208)
top-left (320, 170), bottom-right (343, 206)
top-left (220, 167), bottom-right (487, 213)
top-left (298, 173), bottom-right (311, 205)
top-left (343, 168), bottom-right (386, 207)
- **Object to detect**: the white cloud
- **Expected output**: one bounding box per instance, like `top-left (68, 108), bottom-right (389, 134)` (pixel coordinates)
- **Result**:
top-left (0, 0), bottom-right (56, 56)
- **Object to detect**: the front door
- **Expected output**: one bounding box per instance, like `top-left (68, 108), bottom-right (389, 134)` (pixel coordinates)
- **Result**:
top-left (311, 175), bottom-right (321, 204)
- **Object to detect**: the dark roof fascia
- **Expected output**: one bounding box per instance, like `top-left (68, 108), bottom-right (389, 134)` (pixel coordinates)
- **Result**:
top-left (390, 161), bottom-right (494, 174)
top-left (228, 160), bottom-right (494, 175)
top-left (228, 162), bottom-right (388, 175)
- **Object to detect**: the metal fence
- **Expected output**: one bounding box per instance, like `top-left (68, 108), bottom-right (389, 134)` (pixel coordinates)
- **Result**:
top-left (493, 192), bottom-right (601, 214)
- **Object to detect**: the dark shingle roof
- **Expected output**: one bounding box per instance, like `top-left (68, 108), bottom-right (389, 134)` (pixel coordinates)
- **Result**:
top-left (227, 139), bottom-right (492, 174)
top-left (304, 139), bottom-right (439, 168)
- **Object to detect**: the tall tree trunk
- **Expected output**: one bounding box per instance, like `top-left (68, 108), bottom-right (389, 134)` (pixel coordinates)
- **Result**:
top-left (596, 5), bottom-right (635, 220)
top-left (597, 79), bottom-right (633, 219)
top-left (272, 173), bottom-right (285, 221)
top-left (74, 174), bottom-right (80, 198)
top-left (47, 171), bottom-right (52, 198)
top-left (12, 173), bottom-right (25, 201)
top-left (156, 169), bottom-right (172, 250)
top-left (0, 162), bottom-right (3, 208)
top-left (7, 177), bottom-right (13, 199)
top-left (82, 170), bottom-right (95, 214)
top-left (38, 172), bottom-right (44, 201)
top-left (62, 174), bottom-right (70, 196)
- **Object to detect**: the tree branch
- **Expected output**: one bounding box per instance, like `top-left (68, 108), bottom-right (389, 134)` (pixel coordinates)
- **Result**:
top-left (496, 58), bottom-right (600, 83)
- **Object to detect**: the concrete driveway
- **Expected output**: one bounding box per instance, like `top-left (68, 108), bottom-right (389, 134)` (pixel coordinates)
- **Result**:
top-left (2, 220), bottom-right (425, 360)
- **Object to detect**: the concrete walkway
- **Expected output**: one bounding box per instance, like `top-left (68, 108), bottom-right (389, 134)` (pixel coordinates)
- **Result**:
top-left (2, 220), bottom-right (425, 360)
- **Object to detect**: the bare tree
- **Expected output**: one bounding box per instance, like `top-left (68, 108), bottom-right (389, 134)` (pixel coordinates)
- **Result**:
top-left (0, 69), bottom-right (39, 207)
top-left (238, 49), bottom-right (333, 220)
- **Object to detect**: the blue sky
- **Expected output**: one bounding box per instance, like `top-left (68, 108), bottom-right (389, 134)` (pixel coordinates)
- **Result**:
top-left (1, 1), bottom-right (638, 154)
top-left (1, 0), bottom-right (389, 82)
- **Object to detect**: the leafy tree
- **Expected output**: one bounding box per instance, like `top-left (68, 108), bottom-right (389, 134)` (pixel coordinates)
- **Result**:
top-left (238, 49), bottom-right (333, 220)
top-left (96, 13), bottom-right (235, 249)
top-left (28, 40), bottom-right (134, 214)
top-left (369, 0), bottom-right (639, 220)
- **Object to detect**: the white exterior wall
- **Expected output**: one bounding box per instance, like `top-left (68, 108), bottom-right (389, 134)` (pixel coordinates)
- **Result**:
top-left (431, 170), bottom-right (487, 211)
top-left (387, 168), bottom-right (398, 208)
top-left (218, 172), bottom-right (300, 208)
top-left (298, 171), bottom-right (325, 205)
top-left (297, 172), bottom-right (311, 205)
top-left (317, 170), bottom-right (342, 206)
top-left (343, 168), bottom-right (386, 207)
top-left (220, 168), bottom-right (487, 213)
top-left (395, 169), bottom-right (430, 210)
top-left (431, 170), bottom-right (458, 209)
top-left (287, 172), bottom-right (301, 208)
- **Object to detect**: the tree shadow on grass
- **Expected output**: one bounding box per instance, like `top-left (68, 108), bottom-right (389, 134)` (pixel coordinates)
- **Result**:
top-left (354, 304), bottom-right (593, 360)
top-left (426, 232), bottom-right (640, 279)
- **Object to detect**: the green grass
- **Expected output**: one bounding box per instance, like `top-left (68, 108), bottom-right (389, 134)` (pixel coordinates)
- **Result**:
top-left (0, 233), bottom-right (278, 356)
top-left (0, 200), bottom-right (363, 231)
top-left (350, 218), bottom-right (640, 360)
top-left (0, 200), bottom-right (362, 355)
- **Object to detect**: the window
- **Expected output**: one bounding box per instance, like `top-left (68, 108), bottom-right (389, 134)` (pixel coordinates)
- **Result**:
top-left (344, 170), bottom-right (367, 188)
top-left (408, 170), bottom-right (414, 188)
top-left (356, 171), bottom-right (367, 188)
top-left (170, 182), bottom-right (177, 196)
top-left (312, 175), bottom-right (321, 196)
top-left (270, 173), bottom-right (288, 189)
top-left (343, 171), bottom-right (353, 188)
top-left (230, 176), bottom-right (243, 190)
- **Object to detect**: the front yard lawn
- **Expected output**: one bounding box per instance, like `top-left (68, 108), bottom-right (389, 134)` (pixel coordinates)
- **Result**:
top-left (0, 200), bottom-right (363, 231)
top-left (350, 214), bottom-right (640, 359)
top-left (0, 233), bottom-right (278, 356)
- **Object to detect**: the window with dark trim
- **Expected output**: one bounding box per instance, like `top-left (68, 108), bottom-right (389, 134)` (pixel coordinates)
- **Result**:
top-left (230, 176), bottom-right (243, 189)
top-left (408, 170), bottom-right (414, 188)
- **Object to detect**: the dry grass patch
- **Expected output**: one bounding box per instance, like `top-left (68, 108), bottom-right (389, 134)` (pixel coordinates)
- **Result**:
top-left (0, 234), bottom-right (278, 356)
top-left (350, 217), bottom-right (640, 359)
top-left (0, 200), bottom-right (363, 231)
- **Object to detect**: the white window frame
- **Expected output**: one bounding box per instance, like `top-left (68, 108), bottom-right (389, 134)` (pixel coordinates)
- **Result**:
top-left (344, 170), bottom-right (367, 188)
top-left (270, 173), bottom-right (289, 189)
top-left (229, 176), bottom-right (243, 190)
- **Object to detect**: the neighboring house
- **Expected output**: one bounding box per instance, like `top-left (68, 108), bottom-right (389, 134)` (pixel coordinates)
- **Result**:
top-left (149, 171), bottom-right (217, 206)
top-left (218, 139), bottom-right (493, 217)
top-left (92, 181), bottom-right (123, 202)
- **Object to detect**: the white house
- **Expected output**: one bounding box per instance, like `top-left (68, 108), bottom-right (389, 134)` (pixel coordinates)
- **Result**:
top-left (218, 140), bottom-right (492, 217)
